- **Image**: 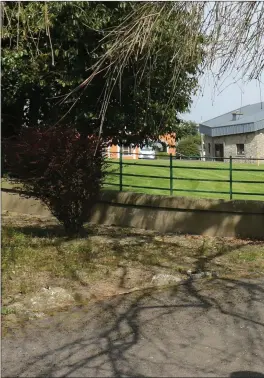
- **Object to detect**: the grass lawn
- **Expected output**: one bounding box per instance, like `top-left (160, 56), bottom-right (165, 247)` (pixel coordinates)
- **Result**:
top-left (105, 159), bottom-right (264, 201)
top-left (2, 159), bottom-right (264, 201)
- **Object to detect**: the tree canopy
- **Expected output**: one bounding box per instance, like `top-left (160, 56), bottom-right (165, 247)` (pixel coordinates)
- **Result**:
top-left (172, 121), bottom-right (199, 141)
top-left (2, 2), bottom-right (204, 144)
top-left (71, 1), bottom-right (264, 132)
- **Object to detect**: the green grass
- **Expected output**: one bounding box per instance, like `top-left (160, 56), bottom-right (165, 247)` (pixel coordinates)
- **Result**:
top-left (105, 159), bottom-right (264, 201)
top-left (2, 213), bottom-right (264, 305)
top-left (2, 159), bottom-right (264, 201)
top-left (1, 307), bottom-right (16, 316)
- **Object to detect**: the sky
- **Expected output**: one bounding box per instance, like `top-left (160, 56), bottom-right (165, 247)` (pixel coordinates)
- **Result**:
top-left (181, 1), bottom-right (264, 125)
top-left (182, 71), bottom-right (264, 124)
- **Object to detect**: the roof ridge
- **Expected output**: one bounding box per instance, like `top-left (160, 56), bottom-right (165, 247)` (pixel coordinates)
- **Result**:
top-left (202, 102), bottom-right (263, 125)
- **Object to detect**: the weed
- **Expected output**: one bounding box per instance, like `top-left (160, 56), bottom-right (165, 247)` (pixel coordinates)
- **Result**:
top-left (196, 239), bottom-right (209, 257)
top-left (1, 307), bottom-right (15, 316)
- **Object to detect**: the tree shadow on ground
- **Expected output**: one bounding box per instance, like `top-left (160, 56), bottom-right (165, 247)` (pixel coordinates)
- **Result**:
top-left (3, 217), bottom-right (263, 289)
top-left (10, 224), bottom-right (65, 238)
top-left (3, 222), bottom-right (95, 241)
top-left (230, 372), bottom-right (264, 378)
top-left (2, 278), bottom-right (264, 377)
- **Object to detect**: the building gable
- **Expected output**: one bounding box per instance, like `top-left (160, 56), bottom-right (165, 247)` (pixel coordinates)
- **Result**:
top-left (199, 102), bottom-right (264, 137)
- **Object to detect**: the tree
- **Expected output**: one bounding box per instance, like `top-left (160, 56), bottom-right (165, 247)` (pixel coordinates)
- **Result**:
top-left (2, 2), bottom-right (205, 234)
top-left (1, 2), bottom-right (127, 137)
top-left (73, 1), bottom-right (264, 133)
top-left (2, 2), bottom-right (204, 144)
top-left (172, 121), bottom-right (199, 141)
top-left (94, 2), bottom-right (264, 84)
top-left (3, 126), bottom-right (107, 236)
top-left (177, 135), bottom-right (200, 158)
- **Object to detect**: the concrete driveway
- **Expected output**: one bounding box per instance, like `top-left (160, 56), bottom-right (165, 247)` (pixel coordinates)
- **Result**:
top-left (2, 278), bottom-right (264, 377)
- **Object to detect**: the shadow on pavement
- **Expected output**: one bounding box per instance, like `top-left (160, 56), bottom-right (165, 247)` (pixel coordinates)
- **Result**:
top-left (2, 277), bottom-right (264, 377)
top-left (230, 372), bottom-right (264, 378)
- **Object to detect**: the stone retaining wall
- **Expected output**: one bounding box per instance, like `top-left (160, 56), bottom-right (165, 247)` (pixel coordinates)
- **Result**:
top-left (2, 189), bottom-right (264, 239)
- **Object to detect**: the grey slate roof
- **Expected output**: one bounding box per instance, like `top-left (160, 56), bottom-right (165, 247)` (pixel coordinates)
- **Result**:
top-left (199, 102), bottom-right (264, 137)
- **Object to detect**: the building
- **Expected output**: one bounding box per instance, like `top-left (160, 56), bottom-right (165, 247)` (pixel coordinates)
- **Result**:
top-left (107, 134), bottom-right (176, 159)
top-left (199, 102), bottom-right (264, 162)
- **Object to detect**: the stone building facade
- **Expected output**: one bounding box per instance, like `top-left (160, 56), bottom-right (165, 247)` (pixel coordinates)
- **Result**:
top-left (199, 103), bottom-right (264, 164)
top-left (204, 129), bottom-right (264, 163)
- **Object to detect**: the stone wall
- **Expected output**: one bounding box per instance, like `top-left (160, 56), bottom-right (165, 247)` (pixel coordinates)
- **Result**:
top-left (204, 129), bottom-right (264, 163)
top-left (2, 189), bottom-right (264, 239)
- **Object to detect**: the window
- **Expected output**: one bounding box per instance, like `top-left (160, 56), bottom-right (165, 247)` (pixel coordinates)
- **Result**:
top-left (236, 144), bottom-right (245, 155)
top-left (122, 145), bottom-right (133, 155)
top-left (208, 143), bottom-right (211, 154)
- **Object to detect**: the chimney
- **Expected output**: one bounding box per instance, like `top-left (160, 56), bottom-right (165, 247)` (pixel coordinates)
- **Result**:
top-left (232, 110), bottom-right (243, 121)
top-left (232, 111), bottom-right (238, 121)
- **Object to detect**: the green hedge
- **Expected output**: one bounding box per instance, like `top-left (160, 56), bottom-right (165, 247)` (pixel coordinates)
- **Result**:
top-left (177, 137), bottom-right (200, 157)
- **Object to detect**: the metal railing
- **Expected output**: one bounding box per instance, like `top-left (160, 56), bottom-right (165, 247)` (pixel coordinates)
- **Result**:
top-left (105, 152), bottom-right (264, 200)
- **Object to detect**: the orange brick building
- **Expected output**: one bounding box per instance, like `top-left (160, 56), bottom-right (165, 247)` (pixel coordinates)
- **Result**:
top-left (107, 134), bottom-right (176, 159)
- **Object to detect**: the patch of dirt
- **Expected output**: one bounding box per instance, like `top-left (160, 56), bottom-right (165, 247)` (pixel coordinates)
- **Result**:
top-left (2, 211), bottom-right (264, 331)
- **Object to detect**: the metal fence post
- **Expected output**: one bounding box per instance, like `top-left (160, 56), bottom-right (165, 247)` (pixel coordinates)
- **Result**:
top-left (119, 150), bottom-right (123, 191)
top-left (170, 153), bottom-right (173, 195)
top-left (229, 155), bottom-right (233, 200)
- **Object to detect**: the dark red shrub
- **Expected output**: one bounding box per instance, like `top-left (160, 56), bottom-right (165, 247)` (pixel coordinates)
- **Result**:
top-left (3, 126), bottom-right (107, 236)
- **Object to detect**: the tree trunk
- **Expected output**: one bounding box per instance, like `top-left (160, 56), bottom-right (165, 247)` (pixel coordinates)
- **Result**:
top-left (63, 221), bottom-right (87, 238)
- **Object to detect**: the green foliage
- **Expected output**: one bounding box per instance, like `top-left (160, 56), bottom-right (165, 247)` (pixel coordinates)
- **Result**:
top-left (172, 121), bottom-right (199, 141)
top-left (177, 135), bottom-right (200, 157)
top-left (2, 2), bottom-right (204, 143)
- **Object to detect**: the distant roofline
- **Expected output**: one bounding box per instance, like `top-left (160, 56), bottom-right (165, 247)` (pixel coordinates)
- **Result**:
top-left (199, 101), bottom-right (264, 137)
top-left (203, 102), bottom-right (264, 125)
top-left (199, 121), bottom-right (255, 128)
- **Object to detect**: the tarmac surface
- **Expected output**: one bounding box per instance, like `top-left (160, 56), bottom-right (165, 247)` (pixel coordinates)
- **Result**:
top-left (2, 278), bottom-right (264, 377)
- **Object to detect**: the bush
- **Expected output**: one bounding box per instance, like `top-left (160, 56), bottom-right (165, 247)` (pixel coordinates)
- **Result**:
top-left (3, 126), bottom-right (107, 236)
top-left (177, 136), bottom-right (200, 158)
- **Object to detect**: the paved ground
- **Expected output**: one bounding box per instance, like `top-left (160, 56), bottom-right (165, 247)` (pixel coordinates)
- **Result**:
top-left (2, 278), bottom-right (264, 377)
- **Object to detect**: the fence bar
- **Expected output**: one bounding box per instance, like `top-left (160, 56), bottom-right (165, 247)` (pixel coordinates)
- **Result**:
top-left (119, 150), bottom-right (123, 191)
top-left (232, 180), bottom-right (264, 184)
top-left (104, 182), bottom-right (120, 186)
top-left (108, 172), bottom-right (231, 182)
top-left (171, 177), bottom-right (229, 183)
top-left (170, 154), bottom-right (173, 195)
top-left (122, 184), bottom-right (170, 191)
top-left (173, 188), bottom-right (230, 194)
top-left (117, 159), bottom-right (231, 171)
top-left (108, 161), bottom-right (121, 165)
top-left (232, 168), bottom-right (264, 172)
top-left (229, 156), bottom-right (233, 200)
top-left (123, 161), bottom-right (229, 171)
top-left (107, 172), bottom-right (231, 183)
top-left (122, 185), bottom-right (229, 195)
top-left (232, 192), bottom-right (264, 196)
top-left (122, 162), bottom-right (170, 169)
top-left (115, 173), bottom-right (170, 180)
top-left (172, 166), bottom-right (229, 171)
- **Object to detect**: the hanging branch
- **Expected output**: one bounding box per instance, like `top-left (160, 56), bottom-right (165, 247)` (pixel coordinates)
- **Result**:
top-left (3, 1), bottom-right (264, 133)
